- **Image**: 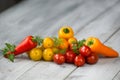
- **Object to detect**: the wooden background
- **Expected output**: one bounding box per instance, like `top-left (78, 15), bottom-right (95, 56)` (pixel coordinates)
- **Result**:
top-left (0, 0), bottom-right (120, 80)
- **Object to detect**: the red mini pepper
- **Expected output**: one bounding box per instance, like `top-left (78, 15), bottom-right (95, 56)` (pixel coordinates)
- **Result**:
top-left (2, 35), bottom-right (43, 62)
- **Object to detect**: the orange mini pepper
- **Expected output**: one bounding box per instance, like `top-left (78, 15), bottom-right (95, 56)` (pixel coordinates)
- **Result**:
top-left (85, 37), bottom-right (119, 58)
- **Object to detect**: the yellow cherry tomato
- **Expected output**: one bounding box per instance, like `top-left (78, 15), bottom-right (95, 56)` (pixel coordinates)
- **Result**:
top-left (43, 48), bottom-right (54, 61)
top-left (28, 48), bottom-right (42, 61)
top-left (58, 26), bottom-right (74, 39)
top-left (43, 37), bottom-right (54, 48)
top-left (59, 38), bottom-right (69, 49)
top-left (68, 37), bottom-right (77, 45)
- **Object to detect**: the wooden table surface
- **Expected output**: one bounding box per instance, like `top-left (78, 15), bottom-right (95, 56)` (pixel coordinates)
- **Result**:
top-left (0, 0), bottom-right (120, 80)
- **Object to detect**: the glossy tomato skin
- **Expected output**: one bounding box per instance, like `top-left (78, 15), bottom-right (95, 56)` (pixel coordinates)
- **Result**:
top-left (65, 50), bottom-right (77, 63)
top-left (74, 55), bottom-right (85, 67)
top-left (86, 53), bottom-right (99, 64)
top-left (79, 45), bottom-right (91, 57)
top-left (53, 54), bottom-right (65, 65)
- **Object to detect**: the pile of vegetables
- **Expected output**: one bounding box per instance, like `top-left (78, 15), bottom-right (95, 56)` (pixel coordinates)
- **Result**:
top-left (1, 26), bottom-right (119, 67)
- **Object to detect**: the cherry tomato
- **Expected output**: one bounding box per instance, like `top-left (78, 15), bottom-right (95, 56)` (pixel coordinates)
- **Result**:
top-left (43, 37), bottom-right (54, 48)
top-left (28, 48), bottom-right (42, 61)
top-left (79, 45), bottom-right (91, 57)
top-left (59, 38), bottom-right (69, 49)
top-left (74, 55), bottom-right (85, 67)
top-left (53, 54), bottom-right (65, 65)
top-left (43, 48), bottom-right (54, 61)
top-left (68, 37), bottom-right (77, 45)
top-left (86, 53), bottom-right (99, 64)
top-left (65, 50), bottom-right (77, 63)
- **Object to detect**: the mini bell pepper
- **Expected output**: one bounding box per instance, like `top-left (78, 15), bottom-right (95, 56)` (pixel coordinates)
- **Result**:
top-left (2, 35), bottom-right (43, 62)
top-left (85, 37), bottom-right (119, 57)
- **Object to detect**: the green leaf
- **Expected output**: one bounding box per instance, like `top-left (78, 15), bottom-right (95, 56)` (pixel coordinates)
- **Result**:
top-left (59, 49), bottom-right (66, 54)
top-left (1, 43), bottom-right (15, 55)
top-left (8, 54), bottom-right (14, 62)
top-left (52, 37), bottom-right (62, 47)
top-left (5, 43), bottom-right (15, 52)
top-left (2, 47), bottom-right (8, 55)
top-left (71, 44), bottom-right (79, 55)
top-left (78, 39), bottom-right (86, 48)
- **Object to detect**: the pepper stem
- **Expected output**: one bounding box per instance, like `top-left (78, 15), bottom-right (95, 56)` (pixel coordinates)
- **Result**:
top-left (1, 43), bottom-right (15, 62)
top-left (63, 28), bottom-right (70, 33)
top-left (32, 36), bottom-right (43, 46)
top-left (87, 40), bottom-right (94, 46)
top-left (8, 54), bottom-right (14, 62)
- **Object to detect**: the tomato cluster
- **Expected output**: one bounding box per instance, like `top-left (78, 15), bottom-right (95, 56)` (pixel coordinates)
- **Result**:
top-left (53, 26), bottom-right (99, 67)
top-left (27, 26), bottom-right (99, 66)
top-left (53, 45), bottom-right (99, 67)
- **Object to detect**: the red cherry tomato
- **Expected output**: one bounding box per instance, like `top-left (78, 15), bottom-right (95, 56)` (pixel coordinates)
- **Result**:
top-left (65, 50), bottom-right (77, 63)
top-left (79, 45), bottom-right (91, 57)
top-left (74, 55), bottom-right (85, 67)
top-left (53, 54), bottom-right (65, 65)
top-left (86, 53), bottom-right (99, 64)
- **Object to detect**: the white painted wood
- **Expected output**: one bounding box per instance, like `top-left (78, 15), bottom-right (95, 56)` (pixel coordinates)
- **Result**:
top-left (0, 0), bottom-right (120, 80)
top-left (114, 71), bottom-right (120, 80)
top-left (0, 0), bottom-right (83, 47)
top-left (42, 0), bottom-right (119, 37)
top-left (17, 62), bottom-right (76, 80)
top-left (106, 30), bottom-right (120, 80)
top-left (74, 2), bottom-right (120, 42)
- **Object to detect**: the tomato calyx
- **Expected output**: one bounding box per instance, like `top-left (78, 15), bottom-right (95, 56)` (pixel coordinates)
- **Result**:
top-left (70, 39), bottom-right (86, 55)
top-left (71, 43), bottom-right (79, 55)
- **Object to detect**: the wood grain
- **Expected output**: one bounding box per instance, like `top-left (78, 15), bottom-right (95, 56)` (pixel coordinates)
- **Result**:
top-left (0, 0), bottom-right (120, 80)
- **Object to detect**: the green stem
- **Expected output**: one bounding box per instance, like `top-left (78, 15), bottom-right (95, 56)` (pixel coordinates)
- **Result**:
top-left (63, 28), bottom-right (70, 33)
top-left (87, 40), bottom-right (94, 46)
top-left (32, 36), bottom-right (43, 46)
